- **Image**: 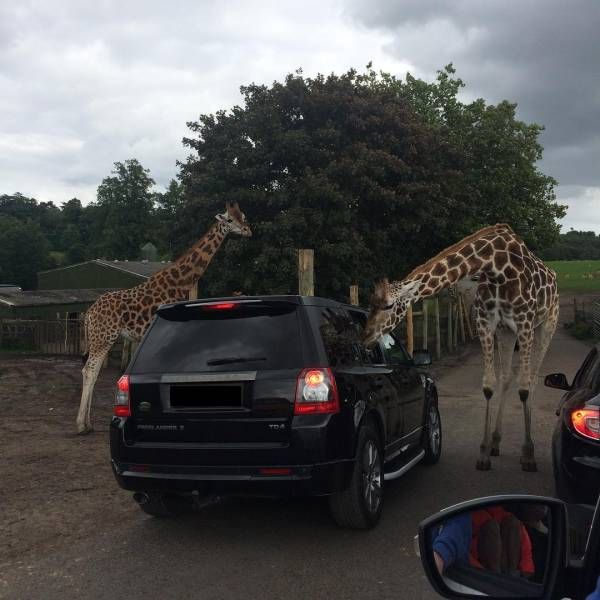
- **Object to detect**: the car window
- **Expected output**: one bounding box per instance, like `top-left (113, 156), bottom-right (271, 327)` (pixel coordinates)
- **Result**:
top-left (380, 332), bottom-right (412, 364)
top-left (318, 307), bottom-right (384, 366)
top-left (318, 307), bottom-right (364, 366)
top-left (573, 348), bottom-right (599, 389)
top-left (131, 302), bottom-right (302, 373)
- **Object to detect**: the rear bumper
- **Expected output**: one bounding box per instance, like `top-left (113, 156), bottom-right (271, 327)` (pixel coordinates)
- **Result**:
top-left (111, 458), bottom-right (354, 497)
top-left (110, 415), bottom-right (356, 497)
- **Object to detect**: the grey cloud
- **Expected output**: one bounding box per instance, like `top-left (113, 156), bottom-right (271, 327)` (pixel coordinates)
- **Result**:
top-left (347, 0), bottom-right (600, 231)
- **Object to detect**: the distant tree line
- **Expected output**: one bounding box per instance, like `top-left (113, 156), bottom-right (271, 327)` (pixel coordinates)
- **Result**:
top-left (1, 65), bottom-right (572, 295)
top-left (539, 230), bottom-right (600, 261)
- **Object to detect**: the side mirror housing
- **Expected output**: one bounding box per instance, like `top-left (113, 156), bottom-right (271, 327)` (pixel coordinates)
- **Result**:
top-left (545, 373), bottom-right (571, 391)
top-left (417, 495), bottom-right (568, 599)
top-left (413, 349), bottom-right (432, 367)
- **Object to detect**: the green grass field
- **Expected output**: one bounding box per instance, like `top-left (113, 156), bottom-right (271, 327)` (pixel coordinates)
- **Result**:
top-left (546, 260), bottom-right (600, 292)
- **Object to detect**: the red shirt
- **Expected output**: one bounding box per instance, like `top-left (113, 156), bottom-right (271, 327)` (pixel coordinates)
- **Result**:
top-left (469, 506), bottom-right (535, 575)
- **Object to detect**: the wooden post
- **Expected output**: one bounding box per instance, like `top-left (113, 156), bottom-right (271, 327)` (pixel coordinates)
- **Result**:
top-left (461, 294), bottom-right (474, 339)
top-left (349, 285), bottom-right (359, 306)
top-left (422, 299), bottom-right (429, 350)
top-left (457, 295), bottom-right (466, 343)
top-left (453, 302), bottom-right (459, 349)
top-left (298, 249), bottom-right (314, 296)
top-left (434, 297), bottom-right (441, 359)
top-left (406, 304), bottom-right (414, 356)
top-left (447, 299), bottom-right (453, 351)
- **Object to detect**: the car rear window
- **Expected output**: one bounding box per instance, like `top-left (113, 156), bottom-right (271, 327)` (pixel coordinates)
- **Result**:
top-left (131, 302), bottom-right (302, 373)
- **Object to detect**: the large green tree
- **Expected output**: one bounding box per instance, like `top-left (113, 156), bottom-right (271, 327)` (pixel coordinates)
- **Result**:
top-left (178, 69), bottom-right (471, 299)
top-left (392, 65), bottom-right (565, 248)
top-left (90, 159), bottom-right (157, 259)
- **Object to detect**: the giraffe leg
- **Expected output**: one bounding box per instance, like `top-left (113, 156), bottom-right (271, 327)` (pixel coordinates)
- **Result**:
top-left (519, 307), bottom-right (559, 472)
top-left (490, 328), bottom-right (518, 456)
top-left (515, 321), bottom-right (538, 471)
top-left (476, 312), bottom-right (497, 471)
top-left (76, 346), bottom-right (111, 434)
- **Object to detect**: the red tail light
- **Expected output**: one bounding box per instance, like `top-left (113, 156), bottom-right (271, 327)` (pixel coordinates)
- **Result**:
top-left (294, 368), bottom-right (340, 415)
top-left (114, 375), bottom-right (131, 417)
top-left (571, 407), bottom-right (600, 441)
top-left (202, 302), bottom-right (238, 311)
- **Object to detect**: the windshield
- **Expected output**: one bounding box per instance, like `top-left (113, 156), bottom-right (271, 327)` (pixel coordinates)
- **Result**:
top-left (131, 302), bottom-right (302, 373)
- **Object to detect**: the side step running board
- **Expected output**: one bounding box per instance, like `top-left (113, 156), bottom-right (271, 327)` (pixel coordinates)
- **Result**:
top-left (384, 449), bottom-right (425, 481)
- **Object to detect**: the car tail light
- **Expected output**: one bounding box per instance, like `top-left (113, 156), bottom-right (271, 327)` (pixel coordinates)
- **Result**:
top-left (114, 375), bottom-right (131, 417)
top-left (571, 407), bottom-right (600, 441)
top-left (202, 302), bottom-right (238, 311)
top-left (294, 368), bottom-right (339, 415)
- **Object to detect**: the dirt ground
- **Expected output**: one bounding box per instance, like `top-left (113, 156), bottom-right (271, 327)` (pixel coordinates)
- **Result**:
top-left (0, 356), bottom-right (133, 566)
top-left (1, 292), bottom-right (597, 572)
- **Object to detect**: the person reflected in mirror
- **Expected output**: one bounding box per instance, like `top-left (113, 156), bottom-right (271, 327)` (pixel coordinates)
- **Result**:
top-left (432, 506), bottom-right (535, 579)
top-left (512, 504), bottom-right (549, 583)
top-left (470, 506), bottom-right (535, 578)
top-left (432, 513), bottom-right (472, 575)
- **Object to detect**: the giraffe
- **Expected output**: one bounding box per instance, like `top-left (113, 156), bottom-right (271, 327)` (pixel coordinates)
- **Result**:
top-left (362, 223), bottom-right (559, 471)
top-left (76, 201), bottom-right (252, 434)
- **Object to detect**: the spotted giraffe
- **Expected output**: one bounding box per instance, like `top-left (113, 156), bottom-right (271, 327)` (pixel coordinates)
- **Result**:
top-left (76, 201), bottom-right (252, 434)
top-left (363, 223), bottom-right (559, 471)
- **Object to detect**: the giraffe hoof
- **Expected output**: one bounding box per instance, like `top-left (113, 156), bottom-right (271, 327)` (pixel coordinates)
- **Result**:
top-left (490, 447), bottom-right (500, 457)
top-left (520, 459), bottom-right (537, 472)
top-left (476, 458), bottom-right (492, 471)
top-left (77, 425), bottom-right (94, 435)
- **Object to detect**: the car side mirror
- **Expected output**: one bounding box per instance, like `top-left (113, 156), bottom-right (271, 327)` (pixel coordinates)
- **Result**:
top-left (417, 495), bottom-right (568, 599)
top-left (544, 373), bottom-right (571, 391)
top-left (413, 349), bottom-right (432, 367)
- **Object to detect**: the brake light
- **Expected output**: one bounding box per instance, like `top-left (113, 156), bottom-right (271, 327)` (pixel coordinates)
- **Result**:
top-left (202, 302), bottom-right (237, 311)
top-left (571, 407), bottom-right (600, 441)
top-left (114, 375), bottom-right (131, 417)
top-left (294, 368), bottom-right (339, 415)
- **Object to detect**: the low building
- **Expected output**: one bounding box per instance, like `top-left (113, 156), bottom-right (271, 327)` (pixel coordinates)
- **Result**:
top-left (38, 259), bottom-right (170, 290)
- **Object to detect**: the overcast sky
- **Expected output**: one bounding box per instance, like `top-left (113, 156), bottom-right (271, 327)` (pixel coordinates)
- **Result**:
top-left (1, 1), bottom-right (599, 232)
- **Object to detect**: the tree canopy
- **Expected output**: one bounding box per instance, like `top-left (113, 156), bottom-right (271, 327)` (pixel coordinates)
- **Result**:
top-left (175, 66), bottom-right (565, 299)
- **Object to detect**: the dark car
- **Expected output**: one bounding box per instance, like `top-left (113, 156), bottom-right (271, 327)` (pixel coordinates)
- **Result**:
top-left (110, 295), bottom-right (442, 529)
top-left (545, 344), bottom-right (600, 504)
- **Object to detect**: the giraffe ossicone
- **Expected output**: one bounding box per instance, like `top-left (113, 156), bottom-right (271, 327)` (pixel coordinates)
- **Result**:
top-left (364, 223), bottom-right (559, 472)
top-left (76, 201), bottom-right (251, 434)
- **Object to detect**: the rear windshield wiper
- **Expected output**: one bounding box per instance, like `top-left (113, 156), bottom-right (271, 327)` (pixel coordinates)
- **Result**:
top-left (206, 356), bottom-right (267, 366)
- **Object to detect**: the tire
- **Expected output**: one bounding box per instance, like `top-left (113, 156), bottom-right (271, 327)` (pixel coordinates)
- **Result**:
top-left (136, 492), bottom-right (191, 518)
top-left (423, 402), bottom-right (442, 465)
top-left (328, 422), bottom-right (383, 530)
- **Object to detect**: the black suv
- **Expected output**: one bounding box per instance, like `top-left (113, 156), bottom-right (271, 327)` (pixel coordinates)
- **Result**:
top-left (110, 296), bottom-right (442, 529)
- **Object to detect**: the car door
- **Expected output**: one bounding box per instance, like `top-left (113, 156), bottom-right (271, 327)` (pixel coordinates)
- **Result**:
top-left (343, 309), bottom-right (401, 454)
top-left (381, 332), bottom-right (425, 449)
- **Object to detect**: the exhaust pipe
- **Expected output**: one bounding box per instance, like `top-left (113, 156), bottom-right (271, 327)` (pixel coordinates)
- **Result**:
top-left (133, 492), bottom-right (149, 505)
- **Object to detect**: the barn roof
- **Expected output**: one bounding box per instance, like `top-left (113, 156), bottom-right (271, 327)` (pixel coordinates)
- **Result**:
top-left (38, 259), bottom-right (171, 279)
top-left (0, 288), bottom-right (114, 308)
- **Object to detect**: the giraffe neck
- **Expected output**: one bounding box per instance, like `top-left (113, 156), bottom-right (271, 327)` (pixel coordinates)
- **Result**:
top-left (394, 223), bottom-right (517, 303)
top-left (151, 221), bottom-right (229, 289)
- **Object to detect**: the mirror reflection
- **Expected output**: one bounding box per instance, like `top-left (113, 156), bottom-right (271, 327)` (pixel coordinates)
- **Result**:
top-left (428, 503), bottom-right (550, 597)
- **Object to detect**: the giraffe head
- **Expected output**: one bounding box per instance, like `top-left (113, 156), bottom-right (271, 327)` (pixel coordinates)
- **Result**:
top-left (362, 278), bottom-right (420, 347)
top-left (216, 201), bottom-right (252, 237)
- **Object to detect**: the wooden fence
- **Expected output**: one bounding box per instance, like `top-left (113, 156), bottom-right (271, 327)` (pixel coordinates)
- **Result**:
top-left (0, 318), bottom-right (83, 355)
